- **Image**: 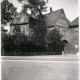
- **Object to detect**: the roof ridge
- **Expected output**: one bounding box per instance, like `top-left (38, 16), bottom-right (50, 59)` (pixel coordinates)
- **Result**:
top-left (44, 8), bottom-right (64, 16)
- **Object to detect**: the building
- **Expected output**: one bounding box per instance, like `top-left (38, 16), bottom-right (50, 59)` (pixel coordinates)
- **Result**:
top-left (44, 8), bottom-right (70, 42)
top-left (10, 8), bottom-right (79, 53)
top-left (44, 8), bottom-right (79, 53)
top-left (69, 17), bottom-right (79, 52)
top-left (10, 8), bottom-right (42, 36)
top-left (10, 12), bottom-right (30, 36)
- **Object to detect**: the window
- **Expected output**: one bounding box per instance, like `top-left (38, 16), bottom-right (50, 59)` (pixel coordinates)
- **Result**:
top-left (13, 26), bottom-right (20, 32)
top-left (75, 43), bottom-right (78, 48)
top-left (18, 17), bottom-right (21, 21)
top-left (63, 30), bottom-right (66, 32)
top-left (75, 30), bottom-right (78, 34)
top-left (63, 29), bottom-right (66, 34)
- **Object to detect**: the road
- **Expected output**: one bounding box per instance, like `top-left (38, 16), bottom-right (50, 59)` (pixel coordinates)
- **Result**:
top-left (1, 55), bottom-right (79, 80)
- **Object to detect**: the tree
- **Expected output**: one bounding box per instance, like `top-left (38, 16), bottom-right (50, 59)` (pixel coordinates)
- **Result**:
top-left (18, 0), bottom-right (48, 19)
top-left (17, 0), bottom-right (48, 9)
top-left (1, 33), bottom-right (29, 55)
top-left (29, 17), bottom-right (47, 52)
top-left (1, 0), bottom-right (17, 24)
top-left (18, 0), bottom-right (48, 52)
top-left (48, 29), bottom-right (62, 42)
top-left (47, 29), bottom-right (64, 53)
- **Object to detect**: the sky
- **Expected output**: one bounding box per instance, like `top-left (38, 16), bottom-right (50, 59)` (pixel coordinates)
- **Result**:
top-left (46, 0), bottom-right (78, 21)
top-left (5, 0), bottom-right (79, 21)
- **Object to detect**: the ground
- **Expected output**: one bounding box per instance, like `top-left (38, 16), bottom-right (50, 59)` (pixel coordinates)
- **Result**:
top-left (1, 55), bottom-right (79, 80)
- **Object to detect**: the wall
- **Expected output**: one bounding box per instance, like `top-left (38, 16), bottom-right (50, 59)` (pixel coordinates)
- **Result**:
top-left (10, 24), bottom-right (29, 36)
top-left (47, 25), bottom-right (69, 42)
top-left (20, 24), bottom-right (29, 36)
top-left (54, 25), bottom-right (69, 42)
top-left (69, 26), bottom-right (79, 52)
top-left (10, 26), bottom-right (14, 34)
top-left (55, 18), bottom-right (69, 41)
top-left (10, 12), bottom-right (30, 35)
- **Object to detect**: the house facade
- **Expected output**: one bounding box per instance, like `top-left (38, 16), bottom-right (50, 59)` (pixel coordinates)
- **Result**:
top-left (9, 8), bottom-right (79, 53)
top-left (44, 8), bottom-right (70, 42)
top-left (10, 12), bottom-right (30, 36)
top-left (10, 8), bottom-right (42, 36)
top-left (44, 8), bottom-right (79, 53)
top-left (69, 17), bottom-right (79, 52)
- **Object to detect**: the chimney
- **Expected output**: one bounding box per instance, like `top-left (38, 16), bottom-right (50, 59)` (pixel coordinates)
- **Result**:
top-left (50, 7), bottom-right (53, 12)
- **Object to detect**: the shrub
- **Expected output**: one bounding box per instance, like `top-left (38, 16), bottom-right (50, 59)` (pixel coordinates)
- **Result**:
top-left (47, 29), bottom-right (64, 52)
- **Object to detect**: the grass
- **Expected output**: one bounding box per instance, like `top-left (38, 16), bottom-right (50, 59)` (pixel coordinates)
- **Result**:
top-left (2, 57), bottom-right (79, 80)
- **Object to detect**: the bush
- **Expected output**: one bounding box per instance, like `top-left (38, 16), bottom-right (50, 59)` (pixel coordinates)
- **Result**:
top-left (1, 29), bottom-right (64, 56)
top-left (1, 33), bottom-right (47, 56)
top-left (2, 33), bottom-right (28, 53)
top-left (47, 29), bottom-right (64, 52)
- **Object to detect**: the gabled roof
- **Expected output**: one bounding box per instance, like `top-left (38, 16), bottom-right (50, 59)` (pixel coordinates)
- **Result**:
top-left (11, 12), bottom-right (30, 25)
top-left (44, 8), bottom-right (70, 27)
top-left (70, 17), bottom-right (79, 27)
top-left (11, 11), bottom-right (41, 26)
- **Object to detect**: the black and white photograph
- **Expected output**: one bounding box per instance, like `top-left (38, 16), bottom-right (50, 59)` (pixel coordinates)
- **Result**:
top-left (1, 0), bottom-right (79, 80)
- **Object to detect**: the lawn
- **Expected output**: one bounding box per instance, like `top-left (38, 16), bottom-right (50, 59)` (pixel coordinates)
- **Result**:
top-left (1, 57), bottom-right (79, 80)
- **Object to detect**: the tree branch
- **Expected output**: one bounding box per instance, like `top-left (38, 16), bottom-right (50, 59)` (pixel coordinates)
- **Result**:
top-left (45, 0), bottom-right (48, 3)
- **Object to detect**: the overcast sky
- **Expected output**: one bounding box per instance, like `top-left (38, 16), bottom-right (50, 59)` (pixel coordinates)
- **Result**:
top-left (8, 0), bottom-right (78, 21)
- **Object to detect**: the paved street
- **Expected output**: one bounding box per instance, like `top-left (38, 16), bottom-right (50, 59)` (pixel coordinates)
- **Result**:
top-left (1, 55), bottom-right (79, 80)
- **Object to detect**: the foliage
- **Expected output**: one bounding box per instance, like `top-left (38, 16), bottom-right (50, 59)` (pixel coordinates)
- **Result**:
top-left (47, 29), bottom-right (64, 52)
top-left (28, 0), bottom-right (45, 7)
top-left (1, 0), bottom-right (64, 56)
top-left (1, 33), bottom-right (28, 53)
top-left (18, 0), bottom-right (47, 14)
top-left (17, 0), bottom-right (47, 52)
top-left (18, 0), bottom-right (46, 7)
top-left (29, 15), bottom-right (47, 51)
top-left (1, 0), bottom-right (17, 24)
top-left (1, 31), bottom-right (64, 56)
top-left (1, 33), bottom-right (46, 56)
top-left (48, 29), bottom-right (62, 42)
